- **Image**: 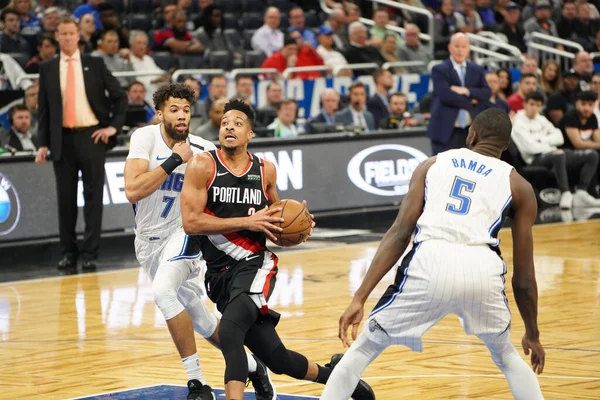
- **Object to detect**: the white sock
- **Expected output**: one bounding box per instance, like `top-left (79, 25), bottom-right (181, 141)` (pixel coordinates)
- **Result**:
top-left (182, 353), bottom-right (206, 385)
top-left (247, 352), bottom-right (258, 373)
top-left (321, 333), bottom-right (385, 400)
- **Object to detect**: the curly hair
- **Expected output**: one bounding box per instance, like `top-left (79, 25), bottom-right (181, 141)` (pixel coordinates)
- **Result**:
top-left (223, 99), bottom-right (256, 129)
top-left (153, 83), bottom-right (196, 110)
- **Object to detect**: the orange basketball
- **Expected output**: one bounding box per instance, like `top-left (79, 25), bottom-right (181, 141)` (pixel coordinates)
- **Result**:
top-left (270, 199), bottom-right (313, 247)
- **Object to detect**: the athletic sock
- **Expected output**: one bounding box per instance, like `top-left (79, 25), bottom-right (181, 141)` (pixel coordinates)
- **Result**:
top-left (182, 353), bottom-right (206, 385)
top-left (247, 352), bottom-right (258, 373)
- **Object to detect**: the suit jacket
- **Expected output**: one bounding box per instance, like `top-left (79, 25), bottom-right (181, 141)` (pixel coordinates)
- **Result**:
top-left (334, 107), bottom-right (376, 132)
top-left (0, 128), bottom-right (39, 151)
top-left (366, 94), bottom-right (389, 128)
top-left (305, 112), bottom-right (335, 134)
top-left (37, 54), bottom-right (127, 161)
top-left (342, 44), bottom-right (386, 76)
top-left (426, 58), bottom-right (490, 145)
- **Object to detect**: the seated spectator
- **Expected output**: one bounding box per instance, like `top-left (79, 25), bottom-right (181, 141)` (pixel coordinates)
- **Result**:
top-left (154, 10), bottom-right (204, 55)
top-left (369, 8), bottom-right (403, 48)
top-left (24, 33), bottom-right (56, 74)
top-left (323, 8), bottom-right (348, 51)
top-left (90, 3), bottom-right (129, 50)
top-left (497, 67), bottom-right (514, 100)
top-left (540, 60), bottom-right (562, 97)
top-left (193, 97), bottom-right (226, 140)
top-left (379, 92), bottom-right (413, 129)
top-left (198, 74), bottom-right (228, 118)
top-left (129, 31), bottom-right (168, 105)
top-left (475, 0), bottom-right (496, 29)
top-left (288, 7), bottom-right (318, 48)
top-left (512, 91), bottom-right (600, 208)
top-left (33, 0), bottom-right (69, 21)
top-left (507, 73), bottom-right (538, 112)
top-left (493, 0), bottom-right (509, 24)
top-left (192, 4), bottom-right (231, 55)
top-left (234, 75), bottom-right (254, 105)
top-left (316, 25), bottom-right (348, 72)
top-left (345, 3), bottom-right (362, 24)
top-left (126, 81), bottom-right (156, 124)
top-left (524, 1), bottom-right (560, 46)
top-left (191, 0), bottom-right (214, 29)
top-left (14, 0), bottom-right (41, 36)
top-left (334, 81), bottom-right (376, 132)
top-left (91, 30), bottom-right (134, 87)
top-left (498, 2), bottom-right (526, 54)
top-left (261, 32), bottom-right (324, 80)
top-left (23, 83), bottom-right (38, 134)
top-left (0, 104), bottom-right (37, 151)
top-left (1, 8), bottom-right (31, 55)
top-left (343, 22), bottom-right (386, 76)
top-left (573, 3), bottom-right (598, 52)
top-left (251, 7), bottom-right (284, 57)
top-left (570, 51), bottom-right (594, 91)
top-left (258, 81), bottom-right (283, 112)
top-left (37, 6), bottom-right (59, 38)
top-left (305, 88), bottom-right (339, 134)
top-left (268, 99), bottom-right (299, 137)
top-left (367, 68), bottom-right (393, 126)
top-left (73, 0), bottom-right (103, 30)
top-left (160, 3), bottom-right (178, 29)
top-left (560, 91), bottom-right (600, 152)
top-left (397, 24), bottom-right (433, 74)
top-left (556, 1), bottom-right (578, 40)
top-left (380, 34), bottom-right (404, 74)
top-left (455, 0), bottom-right (483, 33)
top-left (512, 57), bottom-right (545, 99)
top-left (546, 71), bottom-right (581, 126)
top-left (434, 0), bottom-right (457, 59)
top-left (78, 13), bottom-right (97, 53)
top-left (485, 71), bottom-right (510, 113)
top-left (183, 77), bottom-right (204, 117)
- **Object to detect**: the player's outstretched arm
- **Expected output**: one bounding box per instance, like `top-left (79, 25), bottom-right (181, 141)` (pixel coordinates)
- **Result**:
top-left (338, 157), bottom-right (435, 346)
top-left (510, 170), bottom-right (545, 374)
top-left (181, 154), bottom-right (284, 239)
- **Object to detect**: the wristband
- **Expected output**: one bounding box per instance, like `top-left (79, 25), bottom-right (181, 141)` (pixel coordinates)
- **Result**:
top-left (160, 153), bottom-right (183, 174)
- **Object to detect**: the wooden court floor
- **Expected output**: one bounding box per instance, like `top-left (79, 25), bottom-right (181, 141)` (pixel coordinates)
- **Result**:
top-left (1, 220), bottom-right (599, 399)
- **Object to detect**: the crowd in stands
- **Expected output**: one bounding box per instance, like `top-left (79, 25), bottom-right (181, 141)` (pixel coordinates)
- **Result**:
top-left (1, 0), bottom-right (600, 203)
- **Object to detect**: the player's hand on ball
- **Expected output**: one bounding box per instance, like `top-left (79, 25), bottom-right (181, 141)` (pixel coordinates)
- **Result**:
top-left (301, 200), bottom-right (316, 239)
top-left (522, 335), bottom-right (545, 374)
top-left (339, 299), bottom-right (364, 348)
top-left (172, 142), bottom-right (193, 163)
top-left (247, 206), bottom-right (284, 242)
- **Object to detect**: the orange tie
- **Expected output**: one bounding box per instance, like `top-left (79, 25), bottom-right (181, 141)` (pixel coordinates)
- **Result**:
top-left (64, 57), bottom-right (76, 128)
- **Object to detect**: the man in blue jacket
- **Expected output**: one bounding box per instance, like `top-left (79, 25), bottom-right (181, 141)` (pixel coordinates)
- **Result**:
top-left (427, 33), bottom-right (490, 155)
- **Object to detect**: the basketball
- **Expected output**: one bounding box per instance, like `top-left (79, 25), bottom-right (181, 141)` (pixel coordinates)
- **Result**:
top-left (270, 199), bottom-right (313, 247)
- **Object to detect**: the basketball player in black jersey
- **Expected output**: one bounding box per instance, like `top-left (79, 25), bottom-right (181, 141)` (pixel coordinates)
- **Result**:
top-left (181, 99), bottom-right (375, 400)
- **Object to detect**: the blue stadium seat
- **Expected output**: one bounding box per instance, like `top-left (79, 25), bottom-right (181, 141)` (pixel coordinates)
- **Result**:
top-left (209, 51), bottom-right (233, 70)
top-left (243, 50), bottom-right (265, 68)
top-left (127, 13), bottom-right (153, 31)
top-left (151, 51), bottom-right (179, 70)
top-left (241, 12), bottom-right (263, 30)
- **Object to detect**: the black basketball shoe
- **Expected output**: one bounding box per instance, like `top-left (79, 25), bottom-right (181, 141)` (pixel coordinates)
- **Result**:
top-left (186, 379), bottom-right (215, 400)
top-left (325, 353), bottom-right (376, 400)
top-left (247, 354), bottom-right (276, 400)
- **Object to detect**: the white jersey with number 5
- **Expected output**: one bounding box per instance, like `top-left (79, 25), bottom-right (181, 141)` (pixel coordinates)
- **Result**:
top-left (126, 124), bottom-right (217, 238)
top-left (414, 148), bottom-right (514, 248)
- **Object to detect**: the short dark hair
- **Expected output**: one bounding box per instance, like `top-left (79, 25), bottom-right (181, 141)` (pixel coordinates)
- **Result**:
top-left (520, 73), bottom-right (537, 82)
top-left (37, 32), bottom-right (57, 47)
top-left (101, 29), bottom-right (119, 40)
top-left (525, 91), bottom-right (544, 104)
top-left (275, 98), bottom-right (296, 111)
top-left (1, 8), bottom-right (19, 22)
top-left (9, 104), bottom-right (30, 120)
top-left (235, 74), bottom-right (253, 84)
top-left (153, 83), bottom-right (196, 110)
top-left (57, 16), bottom-right (78, 28)
top-left (471, 108), bottom-right (512, 148)
top-left (577, 90), bottom-right (597, 103)
top-left (210, 74), bottom-right (227, 83)
top-left (127, 80), bottom-right (145, 92)
top-left (373, 68), bottom-right (390, 85)
top-left (266, 80), bottom-right (281, 92)
top-left (348, 81), bottom-right (367, 94)
top-left (388, 92), bottom-right (406, 102)
top-left (223, 99), bottom-right (256, 129)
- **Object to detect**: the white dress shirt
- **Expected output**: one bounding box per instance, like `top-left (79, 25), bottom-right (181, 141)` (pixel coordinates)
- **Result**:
top-left (251, 25), bottom-right (284, 57)
top-left (316, 45), bottom-right (347, 69)
top-left (350, 106), bottom-right (368, 129)
top-left (130, 54), bottom-right (165, 105)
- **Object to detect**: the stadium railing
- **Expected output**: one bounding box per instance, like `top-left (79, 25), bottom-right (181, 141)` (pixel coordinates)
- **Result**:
top-left (527, 32), bottom-right (582, 72)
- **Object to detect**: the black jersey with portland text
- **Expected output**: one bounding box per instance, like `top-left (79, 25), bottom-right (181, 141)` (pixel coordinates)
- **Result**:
top-left (199, 149), bottom-right (271, 272)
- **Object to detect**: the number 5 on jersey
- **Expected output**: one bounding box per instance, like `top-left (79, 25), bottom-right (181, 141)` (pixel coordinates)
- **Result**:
top-left (446, 177), bottom-right (476, 215)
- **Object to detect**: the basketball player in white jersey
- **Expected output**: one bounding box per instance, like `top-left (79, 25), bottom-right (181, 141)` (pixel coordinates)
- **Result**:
top-left (321, 108), bottom-right (546, 400)
top-left (123, 83), bottom-right (274, 400)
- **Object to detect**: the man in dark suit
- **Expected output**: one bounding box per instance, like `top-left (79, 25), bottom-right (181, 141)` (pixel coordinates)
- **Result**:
top-left (366, 69), bottom-right (393, 127)
top-left (35, 16), bottom-right (127, 272)
top-left (427, 33), bottom-right (490, 155)
top-left (306, 88), bottom-right (340, 134)
top-left (342, 22), bottom-right (386, 76)
top-left (334, 81), bottom-right (376, 132)
top-left (0, 104), bottom-right (38, 151)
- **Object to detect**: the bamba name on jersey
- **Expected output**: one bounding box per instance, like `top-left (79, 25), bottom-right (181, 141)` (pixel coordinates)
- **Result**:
top-left (212, 187), bottom-right (263, 205)
top-left (451, 158), bottom-right (493, 177)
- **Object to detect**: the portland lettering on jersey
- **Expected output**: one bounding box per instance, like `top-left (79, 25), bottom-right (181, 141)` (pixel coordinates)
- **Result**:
top-left (212, 186), bottom-right (263, 205)
top-left (451, 158), bottom-right (493, 177)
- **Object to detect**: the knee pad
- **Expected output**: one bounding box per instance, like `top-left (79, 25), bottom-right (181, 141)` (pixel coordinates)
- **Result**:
top-left (152, 278), bottom-right (185, 320)
top-left (184, 297), bottom-right (217, 338)
top-left (485, 337), bottom-right (517, 370)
